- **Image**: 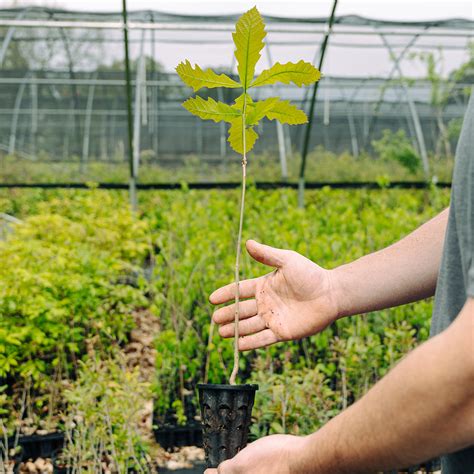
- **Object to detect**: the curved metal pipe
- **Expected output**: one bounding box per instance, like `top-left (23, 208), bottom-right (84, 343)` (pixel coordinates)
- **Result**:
top-left (0, 7), bottom-right (33, 67)
top-left (379, 33), bottom-right (430, 178)
top-left (9, 73), bottom-right (30, 155)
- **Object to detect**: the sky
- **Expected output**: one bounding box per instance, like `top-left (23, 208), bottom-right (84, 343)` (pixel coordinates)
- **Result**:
top-left (4, 0), bottom-right (474, 21)
top-left (2, 0), bottom-right (473, 77)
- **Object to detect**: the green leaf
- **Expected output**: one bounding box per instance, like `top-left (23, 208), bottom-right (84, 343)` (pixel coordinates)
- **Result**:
top-left (246, 97), bottom-right (280, 125)
top-left (232, 93), bottom-right (254, 111)
top-left (233, 7), bottom-right (266, 90)
top-left (176, 60), bottom-right (241, 92)
top-left (228, 118), bottom-right (258, 154)
top-left (265, 99), bottom-right (308, 125)
top-left (182, 96), bottom-right (241, 123)
top-left (250, 60), bottom-right (321, 88)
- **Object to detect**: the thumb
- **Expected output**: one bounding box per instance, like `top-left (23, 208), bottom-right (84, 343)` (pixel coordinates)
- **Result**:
top-left (246, 240), bottom-right (288, 268)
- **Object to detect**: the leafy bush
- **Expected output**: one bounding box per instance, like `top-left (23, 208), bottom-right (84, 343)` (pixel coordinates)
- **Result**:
top-left (0, 191), bottom-right (152, 430)
top-left (61, 355), bottom-right (151, 473)
top-left (372, 129), bottom-right (421, 175)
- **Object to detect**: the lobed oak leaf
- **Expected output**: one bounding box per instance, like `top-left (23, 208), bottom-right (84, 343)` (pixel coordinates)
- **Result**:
top-left (176, 60), bottom-right (240, 92)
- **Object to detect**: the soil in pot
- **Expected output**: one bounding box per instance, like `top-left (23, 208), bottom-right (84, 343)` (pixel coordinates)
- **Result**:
top-left (197, 383), bottom-right (258, 468)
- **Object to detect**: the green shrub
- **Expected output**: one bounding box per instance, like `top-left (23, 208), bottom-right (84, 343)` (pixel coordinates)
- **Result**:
top-left (61, 355), bottom-right (151, 472)
top-left (0, 191), bottom-right (152, 430)
top-left (372, 129), bottom-right (421, 175)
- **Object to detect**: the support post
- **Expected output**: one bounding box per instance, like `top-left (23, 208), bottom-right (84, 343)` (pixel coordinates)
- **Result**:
top-left (298, 0), bottom-right (338, 208)
top-left (379, 33), bottom-right (430, 178)
top-left (30, 75), bottom-right (38, 159)
top-left (133, 30), bottom-right (146, 194)
top-left (82, 77), bottom-right (96, 172)
top-left (122, 0), bottom-right (136, 210)
top-left (340, 87), bottom-right (360, 157)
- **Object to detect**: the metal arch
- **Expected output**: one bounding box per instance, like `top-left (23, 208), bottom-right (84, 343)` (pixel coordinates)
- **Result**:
top-left (0, 6), bottom-right (33, 67)
top-left (378, 33), bottom-right (430, 177)
top-left (9, 73), bottom-right (30, 155)
top-left (363, 30), bottom-right (426, 149)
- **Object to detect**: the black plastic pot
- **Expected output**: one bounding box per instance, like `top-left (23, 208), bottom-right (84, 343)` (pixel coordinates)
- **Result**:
top-left (154, 422), bottom-right (203, 449)
top-left (197, 383), bottom-right (258, 469)
top-left (7, 432), bottom-right (65, 462)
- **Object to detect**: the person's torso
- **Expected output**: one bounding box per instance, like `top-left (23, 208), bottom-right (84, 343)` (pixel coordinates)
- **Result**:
top-left (431, 90), bottom-right (474, 473)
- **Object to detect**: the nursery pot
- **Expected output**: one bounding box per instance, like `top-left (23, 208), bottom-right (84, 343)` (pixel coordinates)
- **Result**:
top-left (197, 383), bottom-right (258, 468)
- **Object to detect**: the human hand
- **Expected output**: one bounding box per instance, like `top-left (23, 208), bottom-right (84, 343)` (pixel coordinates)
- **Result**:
top-left (204, 434), bottom-right (307, 474)
top-left (210, 240), bottom-right (339, 350)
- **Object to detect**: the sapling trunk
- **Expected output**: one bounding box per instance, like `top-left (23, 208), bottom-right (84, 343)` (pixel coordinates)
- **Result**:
top-left (229, 94), bottom-right (248, 385)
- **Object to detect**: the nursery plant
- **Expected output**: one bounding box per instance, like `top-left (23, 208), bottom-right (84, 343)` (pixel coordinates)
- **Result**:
top-left (176, 6), bottom-right (320, 467)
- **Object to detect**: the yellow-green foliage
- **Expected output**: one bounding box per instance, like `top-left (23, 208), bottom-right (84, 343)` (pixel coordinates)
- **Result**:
top-left (0, 191), bottom-right (152, 421)
top-left (1, 187), bottom-right (450, 435)
top-left (176, 7), bottom-right (320, 154)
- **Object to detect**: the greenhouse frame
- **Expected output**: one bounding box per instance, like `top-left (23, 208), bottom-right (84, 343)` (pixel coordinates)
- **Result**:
top-left (0, 7), bottom-right (472, 190)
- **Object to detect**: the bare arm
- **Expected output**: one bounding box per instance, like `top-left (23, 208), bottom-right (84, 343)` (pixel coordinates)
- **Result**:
top-left (205, 298), bottom-right (474, 473)
top-left (332, 208), bottom-right (449, 318)
top-left (211, 209), bottom-right (449, 350)
top-left (297, 297), bottom-right (474, 473)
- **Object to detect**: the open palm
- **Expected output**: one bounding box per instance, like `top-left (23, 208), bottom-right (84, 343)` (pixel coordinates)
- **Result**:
top-left (210, 240), bottom-right (339, 351)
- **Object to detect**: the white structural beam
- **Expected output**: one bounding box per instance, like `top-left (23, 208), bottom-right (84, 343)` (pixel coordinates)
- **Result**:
top-left (0, 19), bottom-right (472, 37)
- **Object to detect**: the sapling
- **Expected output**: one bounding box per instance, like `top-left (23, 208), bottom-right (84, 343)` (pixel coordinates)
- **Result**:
top-left (176, 7), bottom-right (320, 385)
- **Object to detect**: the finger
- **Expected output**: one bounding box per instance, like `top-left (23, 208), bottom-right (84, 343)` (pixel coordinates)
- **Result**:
top-left (213, 299), bottom-right (257, 325)
top-left (238, 329), bottom-right (278, 351)
top-left (209, 278), bottom-right (259, 305)
top-left (204, 470), bottom-right (217, 474)
top-left (219, 315), bottom-right (267, 338)
top-left (246, 240), bottom-right (288, 268)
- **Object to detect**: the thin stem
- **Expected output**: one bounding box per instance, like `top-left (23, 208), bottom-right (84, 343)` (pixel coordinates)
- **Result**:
top-left (204, 319), bottom-right (215, 384)
top-left (229, 93), bottom-right (247, 385)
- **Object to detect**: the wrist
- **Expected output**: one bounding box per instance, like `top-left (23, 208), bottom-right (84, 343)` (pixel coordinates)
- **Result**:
top-left (293, 427), bottom-right (350, 474)
top-left (288, 435), bottom-right (314, 474)
top-left (328, 265), bottom-right (351, 320)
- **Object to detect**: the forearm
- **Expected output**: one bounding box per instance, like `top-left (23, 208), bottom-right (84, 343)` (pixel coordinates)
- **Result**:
top-left (331, 208), bottom-right (449, 318)
top-left (295, 299), bottom-right (474, 474)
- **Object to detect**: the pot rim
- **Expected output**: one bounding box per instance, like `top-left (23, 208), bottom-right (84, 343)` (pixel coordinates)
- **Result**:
top-left (197, 383), bottom-right (258, 391)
